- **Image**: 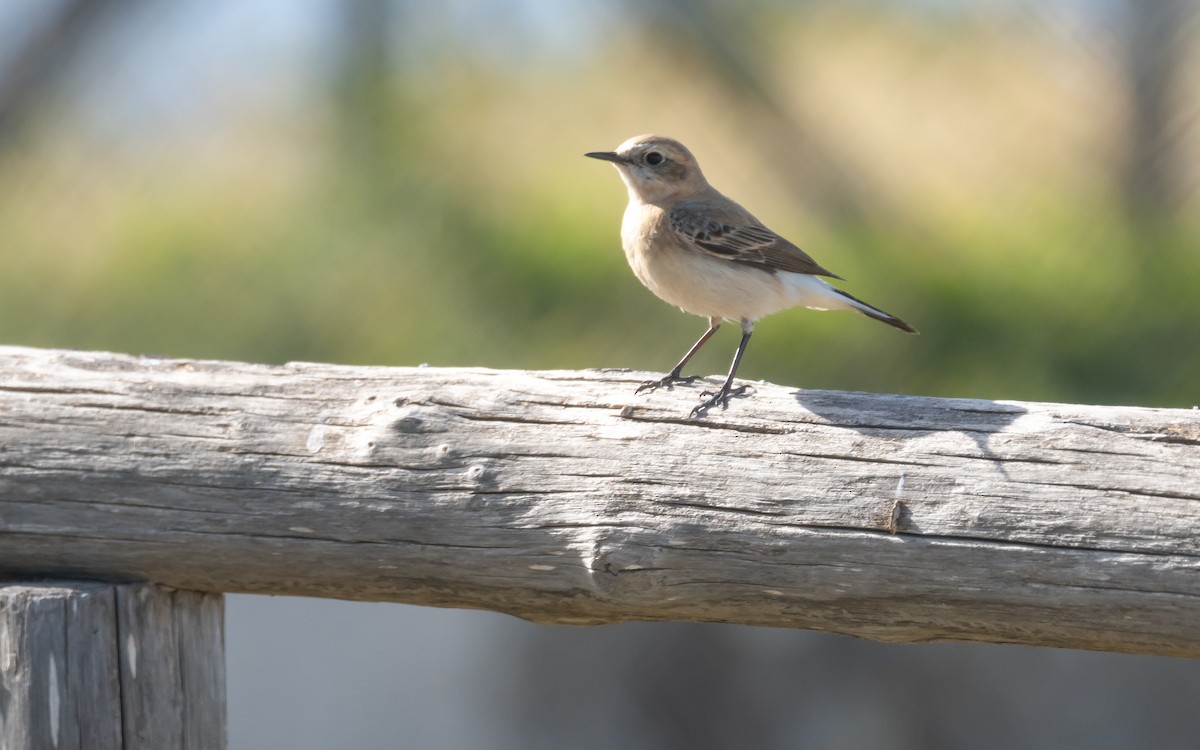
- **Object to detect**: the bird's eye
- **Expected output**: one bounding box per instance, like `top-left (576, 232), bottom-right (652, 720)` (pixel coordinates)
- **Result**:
top-left (645, 151), bottom-right (664, 166)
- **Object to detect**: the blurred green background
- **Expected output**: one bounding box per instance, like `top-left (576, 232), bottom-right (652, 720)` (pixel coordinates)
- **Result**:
top-left (3, 2), bottom-right (1199, 749)
top-left (2, 0), bottom-right (1196, 407)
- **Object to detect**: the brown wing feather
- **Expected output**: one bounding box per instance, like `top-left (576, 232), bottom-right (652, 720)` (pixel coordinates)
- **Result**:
top-left (669, 206), bottom-right (842, 279)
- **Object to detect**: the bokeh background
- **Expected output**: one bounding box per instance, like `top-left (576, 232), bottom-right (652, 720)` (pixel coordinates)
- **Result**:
top-left (2, 0), bottom-right (1198, 747)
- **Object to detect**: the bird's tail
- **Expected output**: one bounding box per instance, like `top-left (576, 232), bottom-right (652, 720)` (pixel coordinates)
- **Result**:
top-left (832, 288), bottom-right (918, 334)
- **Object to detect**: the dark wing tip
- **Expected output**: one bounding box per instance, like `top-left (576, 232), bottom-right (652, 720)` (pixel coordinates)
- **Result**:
top-left (873, 311), bottom-right (918, 334)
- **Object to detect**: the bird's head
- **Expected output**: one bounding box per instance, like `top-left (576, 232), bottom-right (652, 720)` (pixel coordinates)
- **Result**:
top-left (585, 135), bottom-right (708, 204)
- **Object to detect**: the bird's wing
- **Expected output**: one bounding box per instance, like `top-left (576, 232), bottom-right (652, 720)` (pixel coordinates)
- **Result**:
top-left (668, 205), bottom-right (841, 279)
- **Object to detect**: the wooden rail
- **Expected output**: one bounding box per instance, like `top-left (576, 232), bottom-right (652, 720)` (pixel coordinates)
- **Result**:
top-left (1, 345), bottom-right (1198, 660)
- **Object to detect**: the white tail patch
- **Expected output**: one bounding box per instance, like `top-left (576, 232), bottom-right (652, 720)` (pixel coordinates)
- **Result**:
top-left (779, 273), bottom-right (857, 311)
top-left (780, 272), bottom-right (916, 332)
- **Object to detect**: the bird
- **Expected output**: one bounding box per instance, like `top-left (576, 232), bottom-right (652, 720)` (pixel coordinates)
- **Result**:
top-left (585, 134), bottom-right (916, 418)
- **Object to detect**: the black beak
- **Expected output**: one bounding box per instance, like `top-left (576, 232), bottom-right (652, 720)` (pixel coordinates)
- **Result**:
top-left (585, 151), bottom-right (625, 164)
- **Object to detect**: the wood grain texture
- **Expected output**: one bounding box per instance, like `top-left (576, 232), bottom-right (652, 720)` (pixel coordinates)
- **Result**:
top-left (116, 585), bottom-right (226, 750)
top-left (0, 581), bottom-right (225, 750)
top-left (1, 345), bottom-right (1198, 656)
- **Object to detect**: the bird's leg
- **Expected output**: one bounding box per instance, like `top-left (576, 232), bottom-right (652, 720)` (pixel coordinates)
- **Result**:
top-left (690, 321), bottom-right (753, 418)
top-left (637, 318), bottom-right (721, 394)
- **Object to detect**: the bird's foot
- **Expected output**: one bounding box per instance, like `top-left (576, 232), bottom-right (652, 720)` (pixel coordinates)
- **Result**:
top-left (636, 373), bottom-right (699, 394)
top-left (689, 384), bottom-right (750, 418)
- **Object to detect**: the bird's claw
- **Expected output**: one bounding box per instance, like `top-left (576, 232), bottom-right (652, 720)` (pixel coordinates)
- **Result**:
top-left (689, 384), bottom-right (750, 418)
top-left (636, 373), bottom-right (699, 394)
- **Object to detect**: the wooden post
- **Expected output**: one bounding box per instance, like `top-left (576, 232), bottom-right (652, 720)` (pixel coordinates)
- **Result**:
top-left (0, 582), bottom-right (225, 750)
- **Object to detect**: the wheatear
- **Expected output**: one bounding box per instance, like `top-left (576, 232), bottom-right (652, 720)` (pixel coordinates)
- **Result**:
top-left (586, 134), bottom-right (916, 417)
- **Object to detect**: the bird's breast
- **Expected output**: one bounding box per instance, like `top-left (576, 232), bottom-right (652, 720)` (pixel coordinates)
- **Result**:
top-left (621, 203), bottom-right (670, 286)
top-left (619, 201), bottom-right (788, 322)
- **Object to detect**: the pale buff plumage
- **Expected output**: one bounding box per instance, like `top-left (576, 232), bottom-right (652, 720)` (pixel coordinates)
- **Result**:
top-left (586, 134), bottom-right (915, 417)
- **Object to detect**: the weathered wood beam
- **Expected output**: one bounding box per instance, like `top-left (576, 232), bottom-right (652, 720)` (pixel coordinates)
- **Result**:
top-left (0, 581), bottom-right (225, 750)
top-left (1, 346), bottom-right (1198, 656)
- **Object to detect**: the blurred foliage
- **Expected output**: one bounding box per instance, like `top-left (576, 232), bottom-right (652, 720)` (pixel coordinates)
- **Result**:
top-left (0, 2), bottom-right (1197, 409)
